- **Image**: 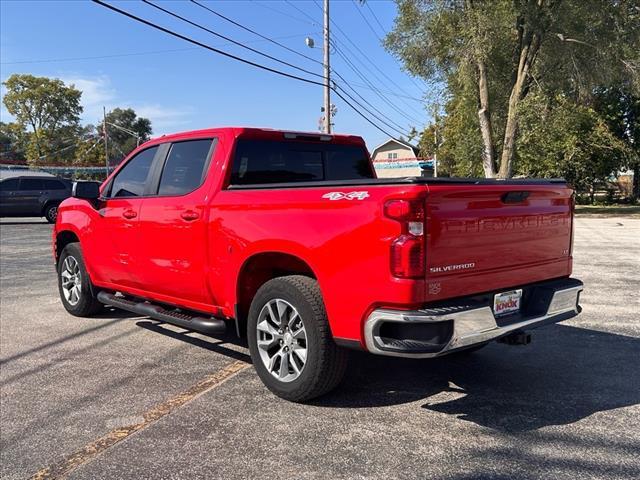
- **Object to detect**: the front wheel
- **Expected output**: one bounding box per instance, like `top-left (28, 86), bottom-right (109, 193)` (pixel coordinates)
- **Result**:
top-left (57, 243), bottom-right (102, 316)
top-left (247, 275), bottom-right (348, 402)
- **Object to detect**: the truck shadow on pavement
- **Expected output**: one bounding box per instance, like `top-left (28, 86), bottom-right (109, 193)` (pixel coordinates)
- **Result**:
top-left (131, 318), bottom-right (639, 433)
top-left (314, 324), bottom-right (640, 433)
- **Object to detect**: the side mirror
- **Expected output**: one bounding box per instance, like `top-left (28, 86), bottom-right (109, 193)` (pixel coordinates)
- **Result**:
top-left (72, 181), bottom-right (101, 200)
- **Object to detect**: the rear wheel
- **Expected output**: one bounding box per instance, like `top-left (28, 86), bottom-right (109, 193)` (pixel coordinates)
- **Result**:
top-left (247, 275), bottom-right (348, 402)
top-left (57, 243), bottom-right (102, 316)
top-left (44, 204), bottom-right (58, 223)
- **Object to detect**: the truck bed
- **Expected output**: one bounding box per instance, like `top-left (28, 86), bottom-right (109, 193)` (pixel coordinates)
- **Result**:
top-left (227, 177), bottom-right (568, 190)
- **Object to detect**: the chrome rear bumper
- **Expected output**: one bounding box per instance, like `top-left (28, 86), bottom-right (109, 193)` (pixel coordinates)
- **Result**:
top-left (364, 279), bottom-right (583, 358)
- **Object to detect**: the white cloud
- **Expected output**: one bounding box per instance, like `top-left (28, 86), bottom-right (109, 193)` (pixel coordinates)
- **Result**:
top-left (0, 83), bottom-right (14, 123)
top-left (61, 76), bottom-right (193, 133)
top-left (132, 103), bottom-right (193, 133)
top-left (59, 75), bottom-right (116, 124)
top-left (0, 74), bottom-right (193, 134)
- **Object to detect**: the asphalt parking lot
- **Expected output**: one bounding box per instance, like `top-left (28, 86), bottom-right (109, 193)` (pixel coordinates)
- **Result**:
top-left (1, 216), bottom-right (639, 479)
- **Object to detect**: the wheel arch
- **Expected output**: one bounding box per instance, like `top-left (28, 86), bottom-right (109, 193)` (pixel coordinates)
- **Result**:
top-left (55, 230), bottom-right (80, 264)
top-left (235, 252), bottom-right (317, 337)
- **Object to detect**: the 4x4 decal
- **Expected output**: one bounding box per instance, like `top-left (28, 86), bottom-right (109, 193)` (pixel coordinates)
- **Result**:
top-left (322, 191), bottom-right (370, 201)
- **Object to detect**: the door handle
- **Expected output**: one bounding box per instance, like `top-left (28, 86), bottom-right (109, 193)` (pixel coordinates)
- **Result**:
top-left (122, 209), bottom-right (137, 219)
top-left (180, 210), bottom-right (199, 221)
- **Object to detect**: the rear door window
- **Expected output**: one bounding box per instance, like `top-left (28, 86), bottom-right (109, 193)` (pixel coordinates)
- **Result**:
top-left (20, 178), bottom-right (44, 190)
top-left (157, 139), bottom-right (214, 196)
top-left (109, 146), bottom-right (158, 198)
top-left (230, 139), bottom-right (374, 185)
top-left (0, 178), bottom-right (20, 191)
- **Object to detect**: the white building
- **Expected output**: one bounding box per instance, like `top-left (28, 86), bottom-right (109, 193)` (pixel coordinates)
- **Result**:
top-left (370, 138), bottom-right (433, 178)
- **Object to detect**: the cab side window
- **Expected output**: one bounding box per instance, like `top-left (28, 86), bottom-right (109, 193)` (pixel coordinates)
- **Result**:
top-left (109, 146), bottom-right (158, 198)
top-left (157, 139), bottom-right (214, 196)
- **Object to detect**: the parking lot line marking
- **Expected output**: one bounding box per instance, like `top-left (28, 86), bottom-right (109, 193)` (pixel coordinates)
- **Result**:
top-left (30, 359), bottom-right (250, 480)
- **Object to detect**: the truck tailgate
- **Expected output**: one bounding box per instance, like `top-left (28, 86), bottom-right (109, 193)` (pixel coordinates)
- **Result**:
top-left (424, 183), bottom-right (573, 298)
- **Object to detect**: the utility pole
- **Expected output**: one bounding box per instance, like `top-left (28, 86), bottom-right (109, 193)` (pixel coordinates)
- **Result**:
top-left (322, 0), bottom-right (331, 134)
top-left (103, 106), bottom-right (109, 179)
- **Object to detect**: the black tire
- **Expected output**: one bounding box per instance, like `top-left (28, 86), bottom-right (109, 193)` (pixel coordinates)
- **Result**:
top-left (57, 242), bottom-right (103, 316)
top-left (44, 203), bottom-right (58, 224)
top-left (247, 275), bottom-right (348, 402)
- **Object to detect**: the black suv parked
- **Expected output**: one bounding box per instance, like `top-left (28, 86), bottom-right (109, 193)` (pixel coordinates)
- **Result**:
top-left (0, 175), bottom-right (72, 223)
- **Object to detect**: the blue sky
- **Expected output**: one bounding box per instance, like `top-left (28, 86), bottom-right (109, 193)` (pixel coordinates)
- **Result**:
top-left (1, 0), bottom-right (432, 149)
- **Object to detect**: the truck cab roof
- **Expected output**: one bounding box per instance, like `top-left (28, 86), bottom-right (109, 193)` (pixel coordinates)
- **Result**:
top-left (149, 127), bottom-right (366, 146)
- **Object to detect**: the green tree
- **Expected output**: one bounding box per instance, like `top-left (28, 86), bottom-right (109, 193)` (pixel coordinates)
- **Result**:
top-left (592, 87), bottom-right (640, 200)
top-left (516, 93), bottom-right (631, 201)
top-left (386, 0), bottom-right (640, 178)
top-left (99, 108), bottom-right (152, 163)
top-left (73, 125), bottom-right (104, 167)
top-left (0, 122), bottom-right (27, 163)
top-left (2, 74), bottom-right (83, 165)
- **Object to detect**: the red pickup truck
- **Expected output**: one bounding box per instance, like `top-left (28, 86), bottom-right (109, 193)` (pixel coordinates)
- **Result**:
top-left (53, 127), bottom-right (583, 401)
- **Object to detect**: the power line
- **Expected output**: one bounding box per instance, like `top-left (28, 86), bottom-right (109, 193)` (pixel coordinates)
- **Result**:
top-left (145, 0), bottom-right (411, 136)
top-left (0, 33), bottom-right (315, 65)
top-left (250, 0), bottom-right (316, 27)
top-left (91, 0), bottom-right (323, 87)
top-left (333, 38), bottom-right (425, 123)
top-left (141, 0), bottom-right (324, 80)
top-left (332, 33), bottom-right (425, 121)
top-left (284, 0), bottom-right (321, 27)
top-left (91, 0), bottom-right (406, 141)
top-left (344, 79), bottom-right (423, 102)
top-left (156, 0), bottom-right (410, 137)
top-left (191, 0), bottom-right (412, 136)
top-left (192, 0), bottom-right (421, 107)
top-left (352, 0), bottom-right (383, 43)
top-left (333, 42), bottom-right (423, 126)
top-left (333, 87), bottom-right (411, 139)
top-left (366, 2), bottom-right (386, 33)
top-left (0, 48), bottom-right (195, 65)
top-left (314, 0), bottom-right (426, 118)
top-left (360, 1), bottom-right (429, 93)
top-left (190, 1), bottom-right (411, 136)
top-left (190, 0), bottom-right (322, 66)
top-left (333, 72), bottom-right (410, 134)
top-left (225, 0), bottom-right (422, 104)
top-left (333, 83), bottom-right (411, 138)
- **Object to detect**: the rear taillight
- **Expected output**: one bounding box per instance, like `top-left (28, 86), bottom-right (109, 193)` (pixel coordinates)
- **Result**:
top-left (385, 199), bottom-right (425, 278)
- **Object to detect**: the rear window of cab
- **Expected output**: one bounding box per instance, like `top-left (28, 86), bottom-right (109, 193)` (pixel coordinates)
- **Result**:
top-left (230, 139), bottom-right (374, 185)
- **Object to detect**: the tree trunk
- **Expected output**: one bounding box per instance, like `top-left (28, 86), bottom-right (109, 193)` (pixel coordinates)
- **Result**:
top-left (498, 33), bottom-right (539, 178)
top-left (476, 60), bottom-right (497, 178)
top-left (498, 85), bottom-right (522, 178)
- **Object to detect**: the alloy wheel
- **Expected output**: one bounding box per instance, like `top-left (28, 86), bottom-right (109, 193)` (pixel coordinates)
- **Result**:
top-left (60, 255), bottom-right (82, 306)
top-left (256, 298), bottom-right (307, 383)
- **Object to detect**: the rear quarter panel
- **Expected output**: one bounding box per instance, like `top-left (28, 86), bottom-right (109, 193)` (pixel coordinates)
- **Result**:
top-left (209, 184), bottom-right (429, 341)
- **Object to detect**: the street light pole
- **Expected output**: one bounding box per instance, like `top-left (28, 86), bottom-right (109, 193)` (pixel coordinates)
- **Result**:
top-left (323, 0), bottom-right (331, 134)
